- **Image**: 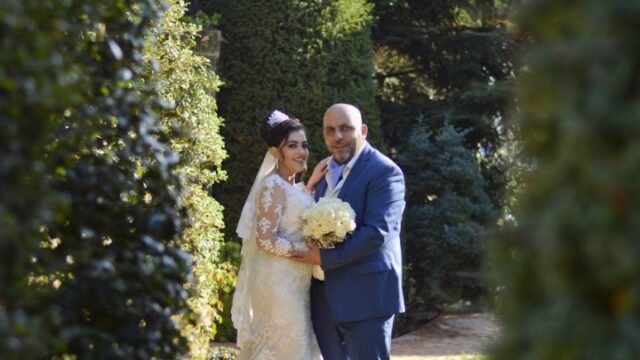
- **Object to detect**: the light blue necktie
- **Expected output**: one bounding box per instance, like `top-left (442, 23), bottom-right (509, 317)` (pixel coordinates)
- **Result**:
top-left (329, 162), bottom-right (345, 189)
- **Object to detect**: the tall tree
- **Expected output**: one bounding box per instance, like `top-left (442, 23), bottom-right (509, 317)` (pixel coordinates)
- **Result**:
top-left (490, 0), bottom-right (640, 358)
top-left (369, 0), bottom-right (522, 319)
top-left (398, 123), bottom-right (496, 322)
top-left (371, 0), bottom-right (520, 210)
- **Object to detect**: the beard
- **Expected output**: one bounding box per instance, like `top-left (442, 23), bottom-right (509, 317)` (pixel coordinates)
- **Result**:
top-left (331, 143), bottom-right (355, 164)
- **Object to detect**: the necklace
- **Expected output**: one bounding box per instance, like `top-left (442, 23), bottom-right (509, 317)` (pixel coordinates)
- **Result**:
top-left (276, 169), bottom-right (295, 185)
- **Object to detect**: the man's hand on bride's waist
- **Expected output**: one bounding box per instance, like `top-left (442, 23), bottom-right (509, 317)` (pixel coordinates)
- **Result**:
top-left (289, 245), bottom-right (322, 265)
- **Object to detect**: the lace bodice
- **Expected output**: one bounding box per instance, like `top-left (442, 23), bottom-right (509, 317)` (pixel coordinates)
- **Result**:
top-left (255, 174), bottom-right (314, 256)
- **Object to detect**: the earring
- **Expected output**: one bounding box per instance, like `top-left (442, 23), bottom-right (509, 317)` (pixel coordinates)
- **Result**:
top-left (269, 147), bottom-right (280, 170)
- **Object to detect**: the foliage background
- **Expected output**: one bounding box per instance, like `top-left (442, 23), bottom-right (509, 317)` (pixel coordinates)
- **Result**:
top-left (10, 0), bottom-right (634, 357)
top-left (146, 0), bottom-right (232, 357)
top-left (189, 0), bottom-right (525, 339)
top-left (489, 0), bottom-right (640, 358)
top-left (1, 0), bottom-right (229, 358)
top-left (398, 124), bottom-right (496, 327)
top-left (205, 0), bottom-right (383, 246)
top-left (368, 0), bottom-right (523, 329)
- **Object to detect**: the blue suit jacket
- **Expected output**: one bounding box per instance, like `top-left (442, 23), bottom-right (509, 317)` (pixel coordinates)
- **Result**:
top-left (315, 143), bottom-right (406, 322)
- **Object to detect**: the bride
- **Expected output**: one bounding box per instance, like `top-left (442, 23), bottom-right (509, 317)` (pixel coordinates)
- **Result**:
top-left (231, 110), bottom-right (327, 359)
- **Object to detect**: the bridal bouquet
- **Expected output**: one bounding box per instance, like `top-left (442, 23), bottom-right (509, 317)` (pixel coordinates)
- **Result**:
top-left (301, 198), bottom-right (356, 249)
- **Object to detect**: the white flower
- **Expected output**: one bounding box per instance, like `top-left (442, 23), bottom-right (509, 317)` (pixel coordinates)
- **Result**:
top-left (301, 198), bottom-right (356, 249)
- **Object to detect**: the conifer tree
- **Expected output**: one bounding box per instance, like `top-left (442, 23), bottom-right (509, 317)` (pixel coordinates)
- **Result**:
top-left (370, 0), bottom-right (522, 320)
top-left (371, 0), bottom-right (519, 211)
top-left (399, 124), bottom-right (496, 319)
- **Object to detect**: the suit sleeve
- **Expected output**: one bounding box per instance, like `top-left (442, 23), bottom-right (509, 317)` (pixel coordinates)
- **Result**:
top-left (320, 164), bottom-right (405, 270)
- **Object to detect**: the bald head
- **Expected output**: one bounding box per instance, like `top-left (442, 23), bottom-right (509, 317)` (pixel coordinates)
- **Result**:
top-left (322, 103), bottom-right (367, 164)
top-left (324, 103), bottom-right (363, 128)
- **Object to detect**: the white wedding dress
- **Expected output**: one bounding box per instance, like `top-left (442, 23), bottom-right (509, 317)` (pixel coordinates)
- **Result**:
top-left (233, 173), bottom-right (321, 360)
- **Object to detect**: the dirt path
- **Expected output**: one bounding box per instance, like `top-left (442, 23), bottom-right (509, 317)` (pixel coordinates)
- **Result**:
top-left (391, 313), bottom-right (498, 360)
top-left (213, 312), bottom-right (498, 359)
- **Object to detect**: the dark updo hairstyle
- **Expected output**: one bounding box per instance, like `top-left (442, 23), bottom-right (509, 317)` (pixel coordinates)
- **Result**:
top-left (260, 110), bottom-right (305, 148)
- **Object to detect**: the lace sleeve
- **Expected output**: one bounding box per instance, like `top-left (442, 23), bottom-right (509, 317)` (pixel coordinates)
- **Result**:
top-left (255, 177), bottom-right (305, 256)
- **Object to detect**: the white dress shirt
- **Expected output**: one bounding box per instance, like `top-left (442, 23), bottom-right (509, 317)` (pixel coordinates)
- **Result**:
top-left (313, 144), bottom-right (366, 280)
top-left (324, 143), bottom-right (366, 198)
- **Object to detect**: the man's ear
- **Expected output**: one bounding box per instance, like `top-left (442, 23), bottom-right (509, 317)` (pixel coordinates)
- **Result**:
top-left (361, 124), bottom-right (368, 139)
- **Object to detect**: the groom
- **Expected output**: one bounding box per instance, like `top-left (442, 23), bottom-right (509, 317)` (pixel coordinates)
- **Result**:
top-left (292, 103), bottom-right (406, 359)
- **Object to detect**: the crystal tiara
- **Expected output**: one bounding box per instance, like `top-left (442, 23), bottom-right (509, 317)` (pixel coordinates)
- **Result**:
top-left (267, 109), bottom-right (289, 126)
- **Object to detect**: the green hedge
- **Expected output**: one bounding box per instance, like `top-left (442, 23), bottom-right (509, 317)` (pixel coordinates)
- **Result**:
top-left (146, 0), bottom-right (232, 358)
top-left (211, 0), bottom-right (382, 246)
top-left (1, 1), bottom-right (193, 358)
top-left (0, 0), bottom-right (76, 355)
top-left (490, 0), bottom-right (640, 358)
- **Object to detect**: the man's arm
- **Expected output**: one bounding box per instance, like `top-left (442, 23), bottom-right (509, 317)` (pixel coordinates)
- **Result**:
top-left (320, 165), bottom-right (405, 270)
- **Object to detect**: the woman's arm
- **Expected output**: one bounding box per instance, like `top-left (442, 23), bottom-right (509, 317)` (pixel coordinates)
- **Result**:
top-left (306, 156), bottom-right (331, 193)
top-left (255, 178), bottom-right (307, 256)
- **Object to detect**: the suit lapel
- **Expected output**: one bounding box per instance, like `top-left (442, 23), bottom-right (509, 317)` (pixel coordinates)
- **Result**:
top-left (315, 178), bottom-right (327, 201)
top-left (338, 144), bottom-right (372, 200)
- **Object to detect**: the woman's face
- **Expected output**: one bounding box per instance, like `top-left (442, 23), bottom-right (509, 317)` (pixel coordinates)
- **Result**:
top-left (278, 129), bottom-right (309, 177)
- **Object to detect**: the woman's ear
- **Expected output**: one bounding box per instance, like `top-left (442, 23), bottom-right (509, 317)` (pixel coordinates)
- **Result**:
top-left (269, 146), bottom-right (279, 158)
top-left (269, 146), bottom-right (282, 168)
